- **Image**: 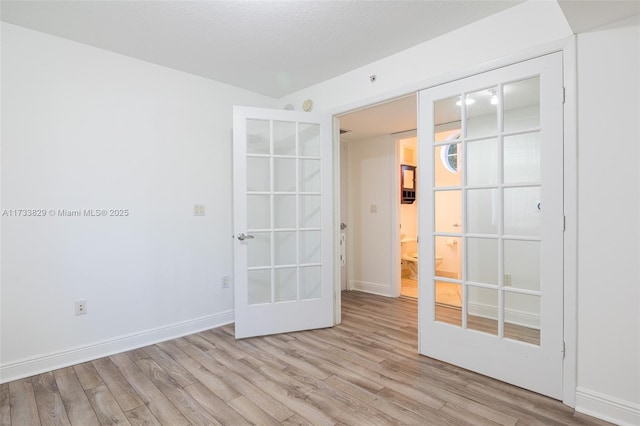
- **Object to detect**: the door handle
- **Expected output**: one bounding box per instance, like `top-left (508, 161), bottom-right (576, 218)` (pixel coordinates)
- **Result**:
top-left (236, 233), bottom-right (255, 241)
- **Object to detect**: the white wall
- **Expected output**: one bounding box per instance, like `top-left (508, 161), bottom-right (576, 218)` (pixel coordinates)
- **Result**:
top-left (575, 15), bottom-right (640, 425)
top-left (346, 135), bottom-right (395, 296)
top-left (0, 23), bottom-right (276, 382)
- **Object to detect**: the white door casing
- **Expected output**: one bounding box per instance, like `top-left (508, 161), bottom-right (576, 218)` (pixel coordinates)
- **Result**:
top-left (233, 106), bottom-right (335, 339)
top-left (418, 53), bottom-right (564, 399)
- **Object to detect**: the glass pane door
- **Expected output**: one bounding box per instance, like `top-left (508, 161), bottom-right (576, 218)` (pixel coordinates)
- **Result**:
top-left (433, 76), bottom-right (543, 345)
top-left (246, 119), bottom-right (323, 305)
top-left (233, 106), bottom-right (334, 339)
top-left (419, 53), bottom-right (564, 399)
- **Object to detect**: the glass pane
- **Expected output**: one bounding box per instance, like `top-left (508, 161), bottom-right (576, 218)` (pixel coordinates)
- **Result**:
top-left (247, 232), bottom-right (270, 268)
top-left (434, 190), bottom-right (462, 233)
top-left (504, 292), bottom-right (540, 345)
top-left (467, 238), bottom-right (498, 285)
top-left (466, 87), bottom-right (498, 139)
top-left (434, 236), bottom-right (461, 278)
top-left (504, 77), bottom-right (540, 133)
top-left (247, 195), bottom-right (270, 230)
top-left (300, 230), bottom-right (321, 264)
top-left (274, 268), bottom-right (297, 302)
top-left (504, 133), bottom-right (540, 184)
top-left (467, 189), bottom-right (498, 235)
top-left (299, 123), bottom-right (320, 157)
top-left (274, 231), bottom-right (296, 266)
top-left (247, 157), bottom-right (269, 192)
top-left (300, 266), bottom-right (321, 300)
top-left (504, 240), bottom-right (540, 291)
top-left (274, 158), bottom-right (296, 192)
top-left (467, 286), bottom-right (498, 336)
top-left (467, 138), bottom-right (498, 186)
top-left (300, 195), bottom-right (321, 228)
top-left (504, 187), bottom-right (541, 236)
top-left (435, 283), bottom-right (462, 327)
top-left (434, 96), bottom-right (461, 138)
top-left (300, 159), bottom-right (321, 192)
top-left (248, 269), bottom-right (271, 305)
top-left (274, 195), bottom-right (295, 229)
top-left (247, 119), bottom-right (270, 155)
top-left (435, 143), bottom-right (462, 187)
top-left (435, 281), bottom-right (462, 308)
top-left (273, 121), bottom-right (296, 155)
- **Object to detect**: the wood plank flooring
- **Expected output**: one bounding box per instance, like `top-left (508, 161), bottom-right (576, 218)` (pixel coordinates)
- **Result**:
top-left (1, 291), bottom-right (610, 425)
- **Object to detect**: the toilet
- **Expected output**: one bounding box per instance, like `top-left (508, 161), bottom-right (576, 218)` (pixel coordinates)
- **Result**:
top-left (401, 236), bottom-right (443, 279)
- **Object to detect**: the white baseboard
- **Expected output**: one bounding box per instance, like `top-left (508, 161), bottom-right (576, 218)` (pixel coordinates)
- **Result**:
top-left (0, 310), bottom-right (233, 384)
top-left (468, 302), bottom-right (540, 329)
top-left (576, 387), bottom-right (640, 426)
top-left (351, 280), bottom-right (393, 297)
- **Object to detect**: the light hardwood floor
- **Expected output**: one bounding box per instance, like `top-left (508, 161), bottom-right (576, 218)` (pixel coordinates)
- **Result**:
top-left (1, 291), bottom-right (610, 425)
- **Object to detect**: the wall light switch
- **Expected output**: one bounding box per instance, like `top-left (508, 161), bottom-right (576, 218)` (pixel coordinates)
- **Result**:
top-left (370, 204), bottom-right (377, 213)
top-left (221, 276), bottom-right (230, 289)
top-left (193, 204), bottom-right (206, 216)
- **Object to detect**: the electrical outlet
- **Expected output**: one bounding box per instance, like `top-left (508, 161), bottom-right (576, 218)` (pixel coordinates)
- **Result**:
top-left (221, 276), bottom-right (230, 289)
top-left (504, 274), bottom-right (512, 286)
top-left (75, 300), bottom-right (87, 315)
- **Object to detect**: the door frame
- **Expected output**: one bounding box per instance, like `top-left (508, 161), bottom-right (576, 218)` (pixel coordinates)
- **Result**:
top-left (330, 37), bottom-right (577, 406)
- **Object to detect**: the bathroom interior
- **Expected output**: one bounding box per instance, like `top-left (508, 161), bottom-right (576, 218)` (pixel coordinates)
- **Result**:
top-left (399, 134), bottom-right (462, 306)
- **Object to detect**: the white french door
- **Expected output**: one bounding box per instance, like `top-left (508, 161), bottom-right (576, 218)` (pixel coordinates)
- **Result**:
top-left (418, 53), bottom-right (564, 398)
top-left (233, 106), bottom-right (335, 339)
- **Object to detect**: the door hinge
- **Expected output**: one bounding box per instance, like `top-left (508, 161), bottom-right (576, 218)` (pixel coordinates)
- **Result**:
top-left (562, 87), bottom-right (566, 104)
top-left (561, 341), bottom-right (566, 359)
top-left (563, 215), bottom-right (566, 232)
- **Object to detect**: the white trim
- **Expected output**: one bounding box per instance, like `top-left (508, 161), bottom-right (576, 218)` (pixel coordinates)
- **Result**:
top-left (333, 116), bottom-right (342, 325)
top-left (390, 134), bottom-right (400, 298)
top-left (351, 280), bottom-right (394, 297)
top-left (561, 35), bottom-right (578, 408)
top-left (576, 387), bottom-right (640, 426)
top-left (0, 310), bottom-right (233, 384)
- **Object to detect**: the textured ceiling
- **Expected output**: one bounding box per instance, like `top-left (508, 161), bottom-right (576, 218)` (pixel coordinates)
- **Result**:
top-left (0, 0), bottom-right (524, 98)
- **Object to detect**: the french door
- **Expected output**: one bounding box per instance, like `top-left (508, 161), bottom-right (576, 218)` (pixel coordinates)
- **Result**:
top-left (232, 106), bottom-right (335, 339)
top-left (418, 53), bottom-right (564, 398)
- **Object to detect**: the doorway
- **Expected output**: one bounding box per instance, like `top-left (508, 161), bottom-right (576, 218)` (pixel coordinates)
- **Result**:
top-left (338, 96), bottom-right (417, 298)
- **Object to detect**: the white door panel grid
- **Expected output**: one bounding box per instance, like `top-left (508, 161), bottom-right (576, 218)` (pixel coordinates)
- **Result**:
top-left (418, 53), bottom-right (564, 399)
top-left (233, 106), bottom-right (334, 339)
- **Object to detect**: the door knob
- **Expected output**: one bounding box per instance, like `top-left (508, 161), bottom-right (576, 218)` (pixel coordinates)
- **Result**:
top-left (237, 233), bottom-right (255, 241)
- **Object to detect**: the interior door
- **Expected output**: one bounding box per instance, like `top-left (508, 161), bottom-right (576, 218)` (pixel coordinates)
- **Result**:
top-left (233, 106), bottom-right (335, 339)
top-left (418, 53), bottom-right (564, 398)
